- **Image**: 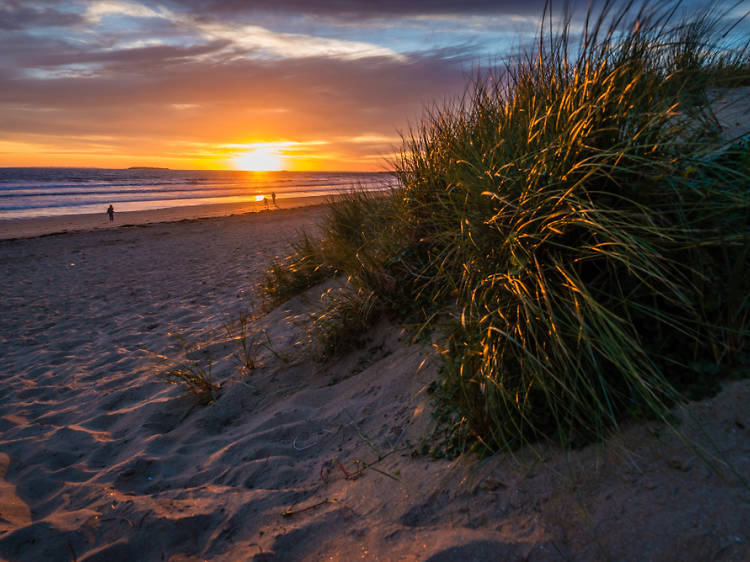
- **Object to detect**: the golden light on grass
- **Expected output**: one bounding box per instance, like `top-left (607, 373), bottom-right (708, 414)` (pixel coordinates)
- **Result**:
top-left (230, 145), bottom-right (285, 171)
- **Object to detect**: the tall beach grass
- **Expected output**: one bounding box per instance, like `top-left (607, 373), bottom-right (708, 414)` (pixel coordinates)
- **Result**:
top-left (264, 0), bottom-right (750, 452)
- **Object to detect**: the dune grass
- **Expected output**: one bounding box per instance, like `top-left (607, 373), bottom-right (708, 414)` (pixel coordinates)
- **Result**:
top-left (264, 0), bottom-right (750, 452)
top-left (156, 333), bottom-right (221, 405)
top-left (161, 365), bottom-right (218, 405)
top-left (310, 285), bottom-right (382, 361)
top-left (262, 233), bottom-right (335, 309)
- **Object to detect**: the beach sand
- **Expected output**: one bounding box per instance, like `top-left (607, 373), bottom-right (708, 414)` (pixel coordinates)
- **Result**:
top-left (1, 204), bottom-right (748, 561)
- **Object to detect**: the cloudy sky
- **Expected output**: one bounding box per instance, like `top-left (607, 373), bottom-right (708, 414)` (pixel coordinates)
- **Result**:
top-left (0, 1), bottom-right (744, 170)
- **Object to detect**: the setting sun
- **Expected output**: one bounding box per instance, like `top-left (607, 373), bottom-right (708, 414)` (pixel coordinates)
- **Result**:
top-left (230, 146), bottom-right (285, 171)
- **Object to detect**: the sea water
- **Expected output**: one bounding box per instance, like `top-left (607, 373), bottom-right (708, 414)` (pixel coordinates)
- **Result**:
top-left (0, 168), bottom-right (394, 220)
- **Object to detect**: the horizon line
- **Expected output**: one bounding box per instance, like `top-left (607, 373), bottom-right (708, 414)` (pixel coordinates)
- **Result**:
top-left (0, 166), bottom-right (394, 174)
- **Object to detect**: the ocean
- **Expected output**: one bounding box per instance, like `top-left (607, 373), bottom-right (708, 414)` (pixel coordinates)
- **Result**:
top-left (0, 168), bottom-right (395, 220)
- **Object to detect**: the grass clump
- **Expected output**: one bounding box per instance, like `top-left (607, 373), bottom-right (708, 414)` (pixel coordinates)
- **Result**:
top-left (224, 309), bottom-right (291, 370)
top-left (399, 1), bottom-right (750, 450)
top-left (262, 188), bottom-right (427, 360)
top-left (157, 334), bottom-right (220, 405)
top-left (316, 188), bottom-right (430, 311)
top-left (223, 312), bottom-right (262, 374)
top-left (262, 233), bottom-right (334, 308)
top-left (311, 286), bottom-right (382, 362)
top-left (273, 0), bottom-right (750, 452)
top-left (161, 366), bottom-right (218, 406)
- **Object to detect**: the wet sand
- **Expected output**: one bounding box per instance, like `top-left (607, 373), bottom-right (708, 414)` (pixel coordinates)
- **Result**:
top-left (0, 195), bottom-right (332, 240)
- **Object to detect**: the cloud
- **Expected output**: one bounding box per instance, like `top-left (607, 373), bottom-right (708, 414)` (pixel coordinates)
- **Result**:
top-left (347, 134), bottom-right (403, 144)
top-left (4, 0), bottom-right (743, 169)
top-left (0, 46), bottom-right (474, 149)
top-left (0, 1), bottom-right (84, 30)
top-left (167, 0), bottom-right (550, 20)
top-left (220, 140), bottom-right (329, 150)
top-left (82, 1), bottom-right (409, 62)
top-left (194, 21), bottom-right (407, 61)
top-left (0, 0), bottom-right (490, 169)
top-left (19, 41), bottom-right (231, 70)
top-left (85, 0), bottom-right (172, 22)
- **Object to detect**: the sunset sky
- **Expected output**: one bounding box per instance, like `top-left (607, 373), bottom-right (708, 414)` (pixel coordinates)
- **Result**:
top-left (0, 1), bottom-right (743, 171)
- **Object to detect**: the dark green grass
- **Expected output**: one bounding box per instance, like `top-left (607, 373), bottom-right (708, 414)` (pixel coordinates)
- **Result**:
top-left (264, 0), bottom-right (750, 452)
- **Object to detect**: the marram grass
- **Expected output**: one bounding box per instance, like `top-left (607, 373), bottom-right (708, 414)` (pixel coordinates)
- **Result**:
top-left (265, 0), bottom-right (750, 452)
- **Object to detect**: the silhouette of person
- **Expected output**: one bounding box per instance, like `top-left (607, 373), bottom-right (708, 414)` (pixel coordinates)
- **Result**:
top-left (107, 204), bottom-right (114, 222)
top-left (271, 192), bottom-right (277, 207)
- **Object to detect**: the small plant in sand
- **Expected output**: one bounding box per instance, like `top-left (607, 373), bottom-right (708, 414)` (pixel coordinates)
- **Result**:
top-left (160, 365), bottom-right (218, 406)
top-left (262, 233), bottom-right (335, 308)
top-left (224, 309), bottom-right (291, 371)
top-left (313, 411), bottom-right (408, 491)
top-left (310, 286), bottom-right (381, 362)
top-left (224, 312), bottom-right (261, 374)
top-left (157, 334), bottom-right (219, 405)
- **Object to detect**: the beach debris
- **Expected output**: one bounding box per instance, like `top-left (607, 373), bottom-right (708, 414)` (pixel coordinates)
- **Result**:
top-left (293, 434), bottom-right (318, 451)
top-left (320, 457), bottom-right (359, 482)
top-left (281, 498), bottom-right (334, 518)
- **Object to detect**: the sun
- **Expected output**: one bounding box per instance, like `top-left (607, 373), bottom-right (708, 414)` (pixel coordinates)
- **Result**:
top-left (230, 146), bottom-right (284, 171)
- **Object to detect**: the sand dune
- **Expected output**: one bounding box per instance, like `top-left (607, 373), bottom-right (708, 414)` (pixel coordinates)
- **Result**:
top-left (1, 205), bottom-right (748, 561)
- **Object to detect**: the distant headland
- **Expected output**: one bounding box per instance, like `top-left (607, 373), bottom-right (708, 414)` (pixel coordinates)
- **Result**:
top-left (128, 166), bottom-right (170, 170)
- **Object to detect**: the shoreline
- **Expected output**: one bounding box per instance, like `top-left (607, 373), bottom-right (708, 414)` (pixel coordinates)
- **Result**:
top-left (0, 194), bottom-right (333, 241)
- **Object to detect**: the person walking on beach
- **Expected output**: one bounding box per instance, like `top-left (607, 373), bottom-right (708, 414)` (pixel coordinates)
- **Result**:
top-left (106, 204), bottom-right (115, 222)
top-left (271, 191), bottom-right (277, 207)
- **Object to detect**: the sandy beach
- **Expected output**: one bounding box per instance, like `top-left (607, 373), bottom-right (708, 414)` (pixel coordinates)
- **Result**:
top-left (0, 195), bottom-right (336, 241)
top-left (1, 204), bottom-right (748, 561)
